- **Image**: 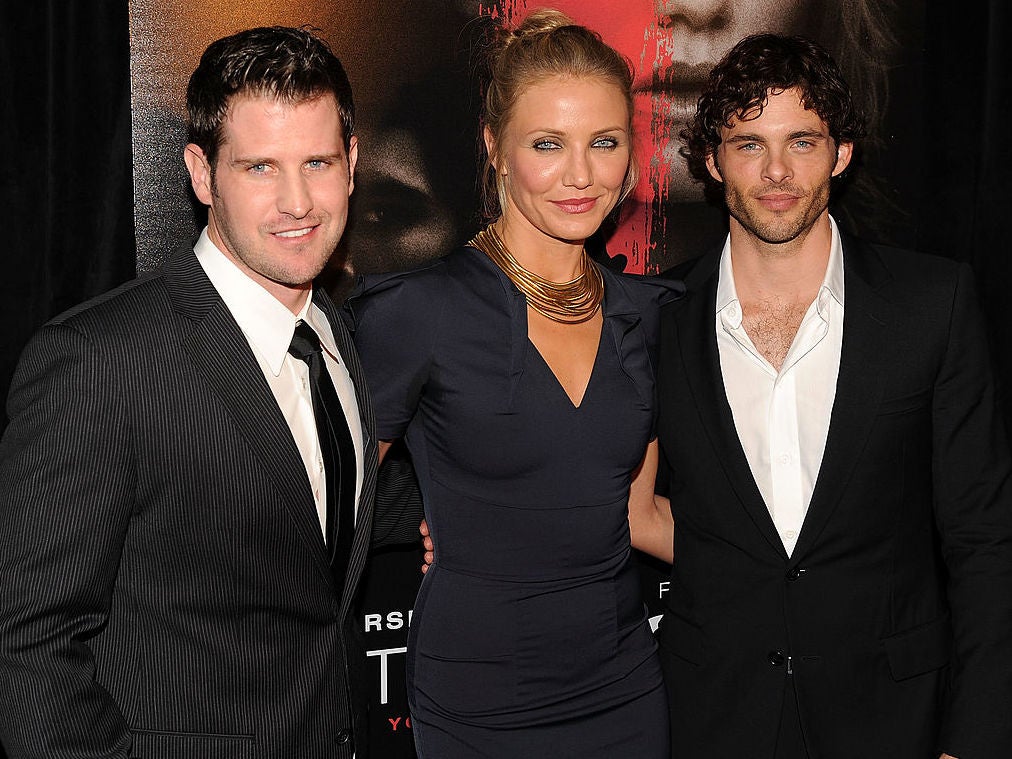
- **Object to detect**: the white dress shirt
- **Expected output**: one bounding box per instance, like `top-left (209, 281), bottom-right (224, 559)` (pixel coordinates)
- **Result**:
top-left (194, 229), bottom-right (364, 531)
top-left (716, 217), bottom-right (845, 556)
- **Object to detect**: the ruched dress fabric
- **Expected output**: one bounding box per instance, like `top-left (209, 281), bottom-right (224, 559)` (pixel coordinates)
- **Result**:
top-left (347, 247), bottom-right (679, 757)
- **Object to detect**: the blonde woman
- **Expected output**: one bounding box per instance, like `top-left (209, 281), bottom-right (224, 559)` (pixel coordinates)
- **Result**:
top-left (348, 11), bottom-right (679, 756)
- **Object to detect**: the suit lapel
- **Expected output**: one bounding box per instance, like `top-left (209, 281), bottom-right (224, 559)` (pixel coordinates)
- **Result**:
top-left (164, 249), bottom-right (335, 586)
top-left (674, 252), bottom-right (789, 560)
top-left (314, 288), bottom-right (379, 616)
top-left (792, 236), bottom-right (893, 560)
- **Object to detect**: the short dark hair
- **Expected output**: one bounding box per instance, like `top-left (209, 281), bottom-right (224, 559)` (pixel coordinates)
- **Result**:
top-left (186, 26), bottom-right (355, 169)
top-left (682, 34), bottom-right (867, 184)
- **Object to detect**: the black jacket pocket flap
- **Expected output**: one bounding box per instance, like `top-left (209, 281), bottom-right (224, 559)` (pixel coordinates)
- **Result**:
top-left (881, 613), bottom-right (952, 681)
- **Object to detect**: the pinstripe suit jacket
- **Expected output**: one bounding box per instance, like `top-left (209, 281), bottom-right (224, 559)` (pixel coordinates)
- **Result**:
top-left (0, 246), bottom-right (380, 758)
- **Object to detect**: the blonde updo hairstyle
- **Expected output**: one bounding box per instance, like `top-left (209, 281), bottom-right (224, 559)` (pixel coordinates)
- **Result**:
top-left (481, 8), bottom-right (638, 220)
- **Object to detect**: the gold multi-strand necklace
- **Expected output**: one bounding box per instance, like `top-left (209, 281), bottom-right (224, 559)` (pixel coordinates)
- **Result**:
top-left (469, 224), bottom-right (603, 324)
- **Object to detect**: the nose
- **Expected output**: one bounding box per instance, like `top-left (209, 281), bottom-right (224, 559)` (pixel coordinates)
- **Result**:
top-left (655, 0), bottom-right (730, 31)
top-left (277, 170), bottom-right (313, 218)
top-left (762, 149), bottom-right (793, 184)
top-left (563, 148), bottom-right (593, 190)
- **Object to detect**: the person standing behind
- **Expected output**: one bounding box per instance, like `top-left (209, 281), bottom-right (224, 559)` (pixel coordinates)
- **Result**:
top-left (347, 10), bottom-right (679, 757)
top-left (0, 26), bottom-right (392, 759)
top-left (637, 33), bottom-right (1012, 759)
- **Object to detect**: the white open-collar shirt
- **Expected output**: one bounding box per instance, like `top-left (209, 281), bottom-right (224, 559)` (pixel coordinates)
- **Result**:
top-left (195, 229), bottom-right (365, 531)
top-left (715, 217), bottom-right (845, 557)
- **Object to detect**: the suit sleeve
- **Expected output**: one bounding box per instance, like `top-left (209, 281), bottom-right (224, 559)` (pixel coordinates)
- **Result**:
top-left (370, 443), bottom-right (426, 549)
top-left (931, 264), bottom-right (1012, 758)
top-left (0, 323), bottom-right (134, 758)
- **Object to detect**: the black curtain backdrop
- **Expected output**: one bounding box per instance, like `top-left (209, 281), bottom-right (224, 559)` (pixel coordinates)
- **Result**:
top-left (928, 1), bottom-right (1012, 429)
top-left (2, 3), bottom-right (1011, 758)
top-left (2, 2), bottom-right (135, 430)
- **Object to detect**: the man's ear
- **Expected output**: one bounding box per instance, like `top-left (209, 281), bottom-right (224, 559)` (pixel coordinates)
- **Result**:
top-left (347, 135), bottom-right (359, 194)
top-left (184, 144), bottom-right (213, 206)
top-left (831, 140), bottom-right (854, 177)
top-left (483, 125), bottom-right (504, 175)
top-left (705, 149), bottom-right (723, 183)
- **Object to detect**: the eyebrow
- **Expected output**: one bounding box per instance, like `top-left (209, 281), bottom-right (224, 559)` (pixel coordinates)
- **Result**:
top-left (523, 126), bottom-right (628, 138)
top-left (726, 129), bottom-right (826, 144)
top-left (229, 152), bottom-right (346, 166)
top-left (787, 129), bottom-right (827, 140)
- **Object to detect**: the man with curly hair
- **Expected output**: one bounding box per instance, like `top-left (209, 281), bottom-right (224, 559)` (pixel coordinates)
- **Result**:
top-left (634, 33), bottom-right (1012, 759)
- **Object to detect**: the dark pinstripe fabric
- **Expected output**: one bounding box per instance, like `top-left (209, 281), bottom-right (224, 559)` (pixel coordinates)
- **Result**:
top-left (371, 451), bottom-right (425, 548)
top-left (0, 247), bottom-right (379, 759)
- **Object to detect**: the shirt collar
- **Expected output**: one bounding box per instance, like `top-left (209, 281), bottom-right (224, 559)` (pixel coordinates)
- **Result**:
top-left (715, 235), bottom-right (739, 324)
top-left (819, 215), bottom-right (845, 315)
top-left (715, 215), bottom-right (846, 328)
top-left (193, 228), bottom-right (339, 375)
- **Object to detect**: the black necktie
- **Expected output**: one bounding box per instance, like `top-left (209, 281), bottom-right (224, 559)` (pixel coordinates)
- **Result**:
top-left (288, 320), bottom-right (357, 593)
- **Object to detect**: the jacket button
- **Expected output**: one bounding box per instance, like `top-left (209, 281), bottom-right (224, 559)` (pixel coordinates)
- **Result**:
top-left (786, 567), bottom-right (801, 582)
top-left (768, 650), bottom-right (785, 667)
top-left (336, 729), bottom-right (352, 745)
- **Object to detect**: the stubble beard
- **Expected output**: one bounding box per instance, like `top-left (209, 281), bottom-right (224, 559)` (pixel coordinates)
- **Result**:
top-left (210, 184), bottom-right (341, 288)
top-left (724, 180), bottom-right (831, 249)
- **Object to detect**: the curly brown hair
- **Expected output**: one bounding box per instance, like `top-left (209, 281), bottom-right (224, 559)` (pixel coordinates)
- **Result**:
top-left (681, 34), bottom-right (867, 187)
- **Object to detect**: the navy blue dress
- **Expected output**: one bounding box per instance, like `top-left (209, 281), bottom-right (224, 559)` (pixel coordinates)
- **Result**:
top-left (348, 247), bottom-right (678, 757)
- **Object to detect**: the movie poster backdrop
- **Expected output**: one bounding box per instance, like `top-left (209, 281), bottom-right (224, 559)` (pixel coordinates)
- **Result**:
top-left (129, 2), bottom-right (925, 754)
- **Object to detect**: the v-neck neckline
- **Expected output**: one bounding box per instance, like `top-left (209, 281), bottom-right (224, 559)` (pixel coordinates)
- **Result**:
top-left (526, 320), bottom-right (605, 410)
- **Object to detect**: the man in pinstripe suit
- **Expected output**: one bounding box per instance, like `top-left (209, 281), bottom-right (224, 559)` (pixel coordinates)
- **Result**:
top-left (0, 27), bottom-right (403, 759)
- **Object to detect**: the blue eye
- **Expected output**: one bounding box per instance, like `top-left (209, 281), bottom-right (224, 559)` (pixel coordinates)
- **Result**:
top-left (593, 137), bottom-right (618, 149)
top-left (533, 139), bottom-right (561, 151)
top-left (249, 163), bottom-right (269, 173)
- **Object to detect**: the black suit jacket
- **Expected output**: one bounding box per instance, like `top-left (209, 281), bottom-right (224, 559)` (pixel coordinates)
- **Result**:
top-left (655, 235), bottom-right (1012, 759)
top-left (0, 248), bottom-right (382, 758)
